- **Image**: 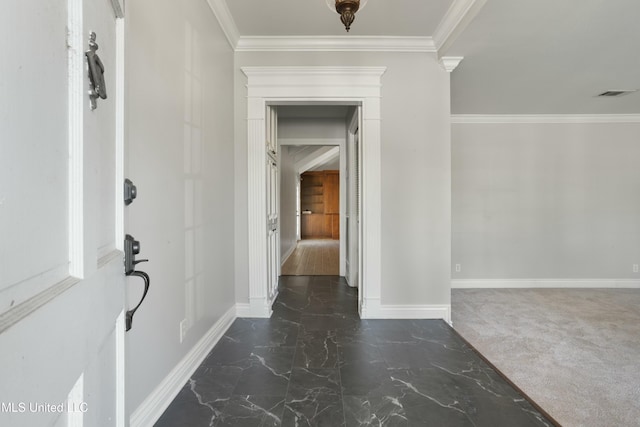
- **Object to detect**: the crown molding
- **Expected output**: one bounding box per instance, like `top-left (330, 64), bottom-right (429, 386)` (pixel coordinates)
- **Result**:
top-left (451, 114), bottom-right (640, 124)
top-left (206, 0), bottom-right (487, 55)
top-left (236, 36), bottom-right (436, 53)
top-left (241, 66), bottom-right (387, 78)
top-left (206, 0), bottom-right (240, 49)
top-left (439, 56), bottom-right (464, 72)
top-left (433, 0), bottom-right (487, 56)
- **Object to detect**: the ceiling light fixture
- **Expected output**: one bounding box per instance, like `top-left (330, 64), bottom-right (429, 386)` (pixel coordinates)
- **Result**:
top-left (326, 0), bottom-right (368, 32)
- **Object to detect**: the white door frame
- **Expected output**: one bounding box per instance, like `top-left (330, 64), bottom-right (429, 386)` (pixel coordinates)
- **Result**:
top-left (346, 108), bottom-right (360, 292)
top-left (241, 66), bottom-right (385, 318)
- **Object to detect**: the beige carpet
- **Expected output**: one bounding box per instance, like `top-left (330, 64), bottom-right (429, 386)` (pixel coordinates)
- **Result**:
top-left (452, 288), bottom-right (640, 427)
top-left (281, 239), bottom-right (339, 275)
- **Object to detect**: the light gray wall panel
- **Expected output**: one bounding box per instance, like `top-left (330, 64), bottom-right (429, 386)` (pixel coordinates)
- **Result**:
top-left (126, 0), bottom-right (235, 411)
top-left (452, 122), bottom-right (640, 279)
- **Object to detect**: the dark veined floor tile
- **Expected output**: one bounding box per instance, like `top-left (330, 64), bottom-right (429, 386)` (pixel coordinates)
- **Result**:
top-left (214, 395), bottom-right (285, 427)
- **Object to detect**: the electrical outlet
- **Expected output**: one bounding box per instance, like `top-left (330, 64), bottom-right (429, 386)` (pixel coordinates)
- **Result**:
top-left (455, 264), bottom-right (461, 273)
top-left (634, 264), bottom-right (638, 273)
top-left (179, 319), bottom-right (188, 343)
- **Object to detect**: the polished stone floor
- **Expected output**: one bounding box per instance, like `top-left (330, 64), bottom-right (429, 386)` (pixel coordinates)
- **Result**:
top-left (156, 276), bottom-right (554, 426)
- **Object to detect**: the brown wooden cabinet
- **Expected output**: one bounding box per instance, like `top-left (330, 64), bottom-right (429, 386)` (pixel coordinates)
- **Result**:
top-left (324, 171), bottom-right (339, 214)
top-left (300, 170), bottom-right (339, 239)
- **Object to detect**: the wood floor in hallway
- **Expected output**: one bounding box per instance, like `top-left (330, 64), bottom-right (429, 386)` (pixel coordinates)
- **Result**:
top-left (281, 239), bottom-right (339, 276)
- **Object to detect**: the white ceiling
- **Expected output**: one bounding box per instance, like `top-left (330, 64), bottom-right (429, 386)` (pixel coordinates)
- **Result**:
top-left (222, 0), bottom-right (640, 114)
top-left (287, 145), bottom-right (340, 172)
top-left (448, 0), bottom-right (640, 114)
top-left (225, 0), bottom-right (453, 36)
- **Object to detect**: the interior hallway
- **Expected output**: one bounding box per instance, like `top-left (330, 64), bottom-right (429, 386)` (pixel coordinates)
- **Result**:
top-left (281, 239), bottom-right (339, 276)
top-left (156, 276), bottom-right (556, 426)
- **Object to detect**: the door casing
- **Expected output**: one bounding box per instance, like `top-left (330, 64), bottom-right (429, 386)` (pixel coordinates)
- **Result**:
top-left (241, 66), bottom-right (385, 318)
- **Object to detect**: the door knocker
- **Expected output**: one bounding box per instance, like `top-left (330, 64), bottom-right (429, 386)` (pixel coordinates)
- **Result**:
top-left (85, 32), bottom-right (107, 110)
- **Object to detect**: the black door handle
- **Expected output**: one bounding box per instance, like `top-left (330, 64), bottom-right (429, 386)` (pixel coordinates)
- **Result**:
top-left (124, 233), bottom-right (150, 331)
top-left (123, 180), bottom-right (150, 332)
top-left (126, 270), bottom-right (150, 331)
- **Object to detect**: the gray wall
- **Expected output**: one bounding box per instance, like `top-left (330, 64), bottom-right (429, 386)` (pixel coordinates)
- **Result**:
top-left (235, 52), bottom-right (451, 307)
top-left (279, 117), bottom-right (347, 140)
top-left (126, 0), bottom-right (235, 411)
top-left (452, 122), bottom-right (640, 279)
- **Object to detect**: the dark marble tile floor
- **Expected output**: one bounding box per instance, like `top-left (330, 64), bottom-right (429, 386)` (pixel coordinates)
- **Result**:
top-left (156, 276), bottom-right (554, 426)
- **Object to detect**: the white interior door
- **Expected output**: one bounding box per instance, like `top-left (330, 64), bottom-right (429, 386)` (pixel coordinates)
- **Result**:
top-left (266, 106), bottom-right (280, 300)
top-left (346, 108), bottom-right (361, 296)
top-left (0, 1), bottom-right (126, 426)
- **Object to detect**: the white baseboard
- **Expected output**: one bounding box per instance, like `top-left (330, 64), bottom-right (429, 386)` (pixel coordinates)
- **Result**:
top-left (451, 279), bottom-right (640, 289)
top-left (235, 298), bottom-right (272, 318)
top-left (280, 244), bottom-right (296, 267)
top-left (360, 298), bottom-right (451, 325)
top-left (130, 306), bottom-right (236, 427)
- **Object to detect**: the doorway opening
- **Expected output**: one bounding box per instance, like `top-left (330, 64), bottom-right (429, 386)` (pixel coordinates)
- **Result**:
top-left (276, 105), bottom-right (352, 278)
top-left (241, 65), bottom-right (385, 318)
top-left (283, 157), bottom-right (341, 276)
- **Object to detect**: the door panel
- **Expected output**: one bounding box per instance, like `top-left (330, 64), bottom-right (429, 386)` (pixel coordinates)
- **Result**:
top-left (0, 0), bottom-right (125, 426)
top-left (0, 0), bottom-right (70, 312)
top-left (267, 158), bottom-right (279, 299)
top-left (266, 106), bottom-right (279, 300)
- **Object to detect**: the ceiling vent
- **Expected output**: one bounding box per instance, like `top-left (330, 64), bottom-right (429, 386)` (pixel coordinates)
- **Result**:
top-left (597, 90), bottom-right (638, 97)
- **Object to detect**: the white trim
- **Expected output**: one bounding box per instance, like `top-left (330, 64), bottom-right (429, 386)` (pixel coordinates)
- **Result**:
top-left (68, 0), bottom-right (84, 278)
top-left (241, 66), bottom-right (388, 93)
top-left (360, 298), bottom-right (451, 324)
top-left (234, 303), bottom-right (252, 317)
top-left (115, 17), bottom-right (125, 252)
top-left (115, 19), bottom-right (126, 427)
top-left (279, 138), bottom-right (343, 146)
top-left (130, 306), bottom-right (236, 427)
top-left (451, 279), bottom-right (640, 289)
top-left (0, 275), bottom-right (79, 334)
top-left (439, 56), bottom-right (464, 73)
top-left (109, 0), bottom-right (124, 18)
top-left (242, 66), bottom-right (385, 319)
top-left (235, 299), bottom-right (274, 318)
top-left (451, 114), bottom-right (640, 124)
top-left (236, 36), bottom-right (436, 53)
top-left (433, 0), bottom-right (487, 55)
top-left (97, 249), bottom-right (122, 269)
top-left (205, 0), bottom-right (240, 49)
top-left (280, 244), bottom-right (296, 267)
top-left (115, 310), bottom-right (126, 427)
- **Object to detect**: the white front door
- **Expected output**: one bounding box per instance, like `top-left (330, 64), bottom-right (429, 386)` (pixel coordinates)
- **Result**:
top-left (0, 1), bottom-right (126, 426)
